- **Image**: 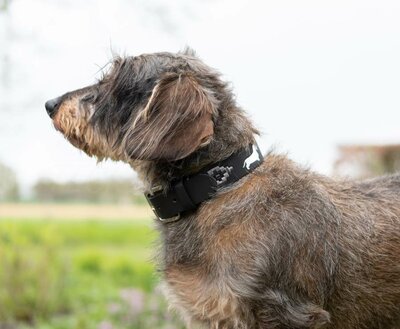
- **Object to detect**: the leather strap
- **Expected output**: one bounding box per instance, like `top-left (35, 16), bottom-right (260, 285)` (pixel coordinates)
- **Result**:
top-left (145, 144), bottom-right (263, 222)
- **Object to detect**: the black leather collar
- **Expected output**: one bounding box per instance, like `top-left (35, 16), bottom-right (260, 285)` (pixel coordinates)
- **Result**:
top-left (145, 144), bottom-right (263, 223)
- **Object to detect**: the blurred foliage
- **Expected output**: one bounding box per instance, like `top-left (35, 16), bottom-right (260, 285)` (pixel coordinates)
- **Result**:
top-left (0, 0), bottom-right (10, 11)
top-left (0, 161), bottom-right (20, 202)
top-left (335, 145), bottom-right (400, 178)
top-left (0, 219), bottom-right (185, 329)
top-left (370, 148), bottom-right (400, 175)
top-left (0, 223), bottom-right (70, 325)
top-left (33, 179), bottom-right (146, 204)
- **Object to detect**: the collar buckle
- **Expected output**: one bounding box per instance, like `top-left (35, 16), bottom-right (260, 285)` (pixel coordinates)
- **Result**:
top-left (158, 213), bottom-right (181, 223)
top-left (150, 184), bottom-right (163, 195)
top-left (148, 184), bottom-right (181, 223)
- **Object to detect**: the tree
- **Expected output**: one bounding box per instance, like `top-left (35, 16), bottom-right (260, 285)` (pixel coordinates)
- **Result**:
top-left (0, 161), bottom-right (19, 201)
top-left (33, 179), bottom-right (145, 204)
top-left (0, 0), bottom-right (10, 11)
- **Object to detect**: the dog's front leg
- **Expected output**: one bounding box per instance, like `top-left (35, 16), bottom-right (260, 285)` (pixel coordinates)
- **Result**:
top-left (256, 290), bottom-right (330, 329)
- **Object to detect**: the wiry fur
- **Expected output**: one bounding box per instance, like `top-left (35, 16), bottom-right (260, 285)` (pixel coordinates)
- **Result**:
top-left (124, 72), bottom-right (218, 160)
top-left (47, 50), bottom-right (400, 329)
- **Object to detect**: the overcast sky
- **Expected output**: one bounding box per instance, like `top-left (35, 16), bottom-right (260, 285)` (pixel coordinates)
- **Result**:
top-left (1, 0), bottom-right (400, 194)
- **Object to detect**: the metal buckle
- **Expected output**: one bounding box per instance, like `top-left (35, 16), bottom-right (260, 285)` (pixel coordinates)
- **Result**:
top-left (148, 184), bottom-right (181, 223)
top-left (148, 202), bottom-right (181, 223)
top-left (158, 213), bottom-right (181, 223)
top-left (150, 184), bottom-right (163, 195)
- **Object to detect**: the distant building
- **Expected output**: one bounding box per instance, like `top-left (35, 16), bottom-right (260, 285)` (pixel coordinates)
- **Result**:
top-left (334, 144), bottom-right (400, 179)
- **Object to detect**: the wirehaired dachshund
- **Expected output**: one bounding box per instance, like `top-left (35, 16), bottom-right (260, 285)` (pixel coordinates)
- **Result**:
top-left (46, 49), bottom-right (400, 329)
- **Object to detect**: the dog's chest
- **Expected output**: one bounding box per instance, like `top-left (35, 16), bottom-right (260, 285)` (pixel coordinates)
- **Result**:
top-left (163, 265), bottom-right (243, 328)
top-left (158, 183), bottom-right (264, 327)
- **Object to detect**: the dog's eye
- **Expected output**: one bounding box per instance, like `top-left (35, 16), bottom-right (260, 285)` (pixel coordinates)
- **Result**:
top-left (81, 94), bottom-right (95, 103)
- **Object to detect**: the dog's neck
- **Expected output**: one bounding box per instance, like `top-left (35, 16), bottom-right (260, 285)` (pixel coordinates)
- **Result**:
top-left (131, 106), bottom-right (258, 193)
top-left (132, 141), bottom-right (254, 193)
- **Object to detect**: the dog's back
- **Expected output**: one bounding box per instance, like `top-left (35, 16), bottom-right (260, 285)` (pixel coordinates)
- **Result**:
top-left (262, 157), bottom-right (400, 329)
top-left (324, 173), bottom-right (400, 328)
top-left (357, 173), bottom-right (400, 194)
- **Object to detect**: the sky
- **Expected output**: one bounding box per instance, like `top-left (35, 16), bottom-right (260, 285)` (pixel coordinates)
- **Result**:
top-left (1, 0), bottom-right (400, 195)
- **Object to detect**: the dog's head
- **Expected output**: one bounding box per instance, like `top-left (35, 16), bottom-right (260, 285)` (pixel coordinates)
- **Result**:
top-left (45, 50), bottom-right (232, 163)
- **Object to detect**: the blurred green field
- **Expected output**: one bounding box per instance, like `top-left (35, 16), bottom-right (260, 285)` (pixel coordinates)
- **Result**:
top-left (0, 207), bottom-right (185, 329)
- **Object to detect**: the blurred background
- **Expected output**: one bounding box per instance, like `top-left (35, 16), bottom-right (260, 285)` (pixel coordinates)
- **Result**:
top-left (1, 0), bottom-right (400, 328)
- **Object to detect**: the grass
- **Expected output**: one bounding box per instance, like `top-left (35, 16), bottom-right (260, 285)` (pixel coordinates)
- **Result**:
top-left (0, 213), bottom-right (185, 329)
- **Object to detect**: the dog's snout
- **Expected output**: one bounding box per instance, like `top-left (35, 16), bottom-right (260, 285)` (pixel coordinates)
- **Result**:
top-left (45, 96), bottom-right (62, 118)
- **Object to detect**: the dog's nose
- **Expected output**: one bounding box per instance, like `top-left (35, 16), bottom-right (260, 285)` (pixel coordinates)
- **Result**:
top-left (45, 96), bottom-right (62, 118)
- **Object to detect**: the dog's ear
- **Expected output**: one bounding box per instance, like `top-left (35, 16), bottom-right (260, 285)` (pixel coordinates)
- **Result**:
top-left (125, 73), bottom-right (216, 161)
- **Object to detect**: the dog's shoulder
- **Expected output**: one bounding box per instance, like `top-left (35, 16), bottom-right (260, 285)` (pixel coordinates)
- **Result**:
top-left (257, 153), bottom-right (318, 198)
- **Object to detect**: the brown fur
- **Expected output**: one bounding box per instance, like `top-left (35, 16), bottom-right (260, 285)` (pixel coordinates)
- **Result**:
top-left (46, 50), bottom-right (400, 329)
top-left (126, 73), bottom-right (216, 160)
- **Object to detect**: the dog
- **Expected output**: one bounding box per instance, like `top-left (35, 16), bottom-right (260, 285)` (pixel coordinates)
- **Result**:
top-left (45, 49), bottom-right (400, 329)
